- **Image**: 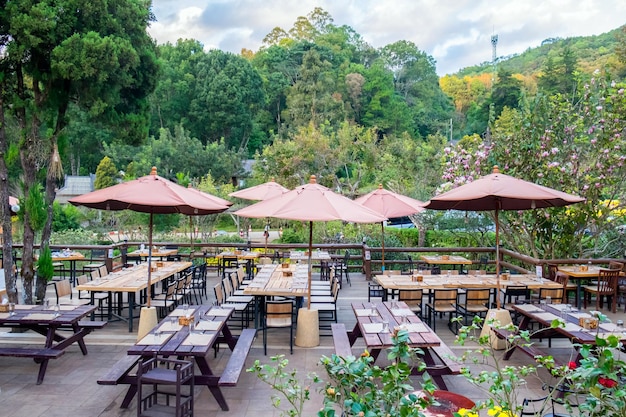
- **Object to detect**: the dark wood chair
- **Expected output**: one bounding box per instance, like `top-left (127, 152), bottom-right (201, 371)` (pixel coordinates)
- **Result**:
top-left (584, 268), bottom-right (621, 313)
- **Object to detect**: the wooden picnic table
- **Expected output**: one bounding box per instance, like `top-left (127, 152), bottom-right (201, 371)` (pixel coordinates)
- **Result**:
top-left (49, 251), bottom-right (85, 284)
top-left (420, 255), bottom-right (472, 273)
top-left (118, 305), bottom-right (255, 411)
top-left (0, 303), bottom-right (105, 384)
top-left (500, 303), bottom-right (626, 363)
top-left (127, 248), bottom-right (178, 259)
top-left (347, 301), bottom-right (461, 390)
top-left (243, 264), bottom-right (309, 328)
top-left (75, 261), bottom-right (192, 332)
top-left (216, 250), bottom-right (261, 277)
top-left (375, 273), bottom-right (560, 304)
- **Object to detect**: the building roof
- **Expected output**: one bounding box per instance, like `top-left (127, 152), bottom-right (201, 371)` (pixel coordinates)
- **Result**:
top-left (55, 175), bottom-right (95, 203)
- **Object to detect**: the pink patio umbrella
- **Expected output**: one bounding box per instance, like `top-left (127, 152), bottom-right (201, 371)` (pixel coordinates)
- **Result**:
top-left (228, 178), bottom-right (289, 201)
top-left (235, 175), bottom-right (386, 309)
top-left (422, 166), bottom-right (584, 308)
top-left (355, 184), bottom-right (425, 271)
top-left (69, 167), bottom-right (230, 306)
top-left (229, 178), bottom-right (289, 250)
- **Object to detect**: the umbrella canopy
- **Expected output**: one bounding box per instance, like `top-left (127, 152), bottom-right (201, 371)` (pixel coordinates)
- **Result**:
top-left (235, 175), bottom-right (386, 308)
top-left (228, 178), bottom-right (289, 201)
top-left (354, 184), bottom-right (425, 270)
top-left (423, 166), bottom-right (584, 308)
top-left (69, 167), bottom-right (230, 305)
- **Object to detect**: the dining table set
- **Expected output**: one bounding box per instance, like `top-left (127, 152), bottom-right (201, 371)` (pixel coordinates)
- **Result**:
top-left (244, 263), bottom-right (309, 327)
top-left (347, 301), bottom-right (461, 390)
top-left (0, 303), bottom-right (105, 384)
top-left (75, 261), bottom-right (192, 331)
top-left (109, 304), bottom-right (255, 412)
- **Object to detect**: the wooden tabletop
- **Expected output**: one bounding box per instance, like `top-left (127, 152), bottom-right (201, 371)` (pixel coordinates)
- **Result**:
top-left (420, 255), bottom-right (472, 265)
top-left (243, 264), bottom-right (309, 296)
top-left (512, 303), bottom-right (626, 345)
top-left (127, 305), bottom-right (233, 356)
top-left (75, 261), bottom-right (191, 293)
top-left (289, 250), bottom-right (332, 261)
top-left (375, 273), bottom-right (561, 290)
top-left (558, 265), bottom-right (624, 278)
top-left (216, 251), bottom-right (261, 260)
top-left (128, 248), bottom-right (178, 258)
top-left (351, 301), bottom-right (441, 349)
top-left (0, 303), bottom-right (97, 325)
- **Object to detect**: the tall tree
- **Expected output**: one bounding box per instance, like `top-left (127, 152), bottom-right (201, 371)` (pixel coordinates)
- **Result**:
top-left (0, 0), bottom-right (159, 303)
top-left (189, 50), bottom-right (265, 152)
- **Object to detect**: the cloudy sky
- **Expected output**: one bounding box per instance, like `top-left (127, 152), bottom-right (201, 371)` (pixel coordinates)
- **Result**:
top-left (148, 0), bottom-right (626, 75)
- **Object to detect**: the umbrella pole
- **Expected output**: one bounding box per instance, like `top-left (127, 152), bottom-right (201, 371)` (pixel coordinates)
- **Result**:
top-left (307, 221), bottom-right (313, 309)
top-left (147, 213), bottom-right (153, 307)
top-left (380, 222), bottom-right (385, 272)
top-left (495, 209), bottom-right (501, 309)
top-left (189, 217), bottom-right (194, 255)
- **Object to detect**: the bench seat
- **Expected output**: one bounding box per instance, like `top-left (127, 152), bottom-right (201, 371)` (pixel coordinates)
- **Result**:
top-left (331, 323), bottom-right (354, 357)
top-left (492, 328), bottom-right (562, 365)
top-left (219, 329), bottom-right (256, 386)
top-left (97, 354), bottom-right (141, 386)
top-left (0, 347), bottom-right (65, 359)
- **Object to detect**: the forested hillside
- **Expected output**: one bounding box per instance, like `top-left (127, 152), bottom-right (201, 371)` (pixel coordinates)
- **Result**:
top-left (2, 5), bottom-right (624, 265)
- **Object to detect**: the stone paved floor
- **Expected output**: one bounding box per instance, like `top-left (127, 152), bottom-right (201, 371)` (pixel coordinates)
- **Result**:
top-left (0, 269), bottom-right (624, 416)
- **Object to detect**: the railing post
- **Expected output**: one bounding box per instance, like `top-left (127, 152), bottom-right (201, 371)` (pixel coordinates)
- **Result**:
top-left (362, 244), bottom-right (372, 281)
top-left (105, 246), bottom-right (113, 272)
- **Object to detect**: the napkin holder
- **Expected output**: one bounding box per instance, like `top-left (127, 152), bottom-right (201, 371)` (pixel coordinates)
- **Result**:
top-left (150, 264), bottom-right (158, 272)
top-left (441, 255), bottom-right (450, 260)
top-left (283, 271), bottom-right (293, 277)
top-left (411, 274), bottom-right (423, 282)
top-left (281, 263), bottom-right (290, 269)
top-left (179, 315), bottom-right (194, 326)
top-left (0, 304), bottom-right (9, 313)
top-left (580, 265), bottom-right (589, 272)
top-left (579, 317), bottom-right (598, 329)
top-left (501, 272), bottom-right (510, 281)
top-left (156, 261), bottom-right (164, 267)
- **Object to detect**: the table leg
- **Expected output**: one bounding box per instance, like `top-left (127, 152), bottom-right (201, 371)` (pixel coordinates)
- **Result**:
top-left (420, 348), bottom-right (449, 390)
top-left (128, 292), bottom-right (135, 332)
top-left (196, 356), bottom-right (229, 411)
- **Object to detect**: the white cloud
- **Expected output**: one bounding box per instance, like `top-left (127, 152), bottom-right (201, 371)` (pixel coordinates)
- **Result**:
top-left (149, 0), bottom-right (626, 74)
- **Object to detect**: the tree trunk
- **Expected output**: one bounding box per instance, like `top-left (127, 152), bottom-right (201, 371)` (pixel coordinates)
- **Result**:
top-left (36, 170), bottom-right (57, 302)
top-left (0, 92), bottom-right (17, 303)
top-left (20, 137), bottom-right (39, 304)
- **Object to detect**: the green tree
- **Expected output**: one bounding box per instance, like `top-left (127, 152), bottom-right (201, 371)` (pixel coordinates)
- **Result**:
top-left (0, 0), bottom-right (159, 303)
top-left (94, 156), bottom-right (118, 189)
top-left (189, 50), bottom-right (265, 152)
top-left (283, 49), bottom-right (344, 129)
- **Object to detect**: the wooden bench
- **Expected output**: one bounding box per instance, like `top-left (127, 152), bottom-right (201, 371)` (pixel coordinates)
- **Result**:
top-left (97, 354), bottom-right (142, 408)
top-left (492, 328), bottom-right (562, 365)
top-left (0, 347), bottom-right (65, 384)
top-left (416, 343), bottom-right (462, 391)
top-left (0, 347), bottom-right (65, 359)
top-left (219, 328), bottom-right (256, 386)
top-left (331, 323), bottom-right (354, 357)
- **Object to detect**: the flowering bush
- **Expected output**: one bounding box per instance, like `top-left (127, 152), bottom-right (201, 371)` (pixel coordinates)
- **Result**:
top-left (567, 334), bottom-right (626, 417)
